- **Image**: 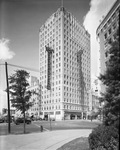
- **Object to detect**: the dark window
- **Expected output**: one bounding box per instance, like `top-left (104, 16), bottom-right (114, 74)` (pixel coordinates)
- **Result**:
top-left (108, 28), bottom-right (111, 35)
top-left (104, 33), bottom-right (107, 39)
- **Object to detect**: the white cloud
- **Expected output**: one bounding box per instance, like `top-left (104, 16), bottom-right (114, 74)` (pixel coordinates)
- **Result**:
top-left (0, 38), bottom-right (15, 60)
top-left (0, 89), bottom-right (7, 113)
top-left (83, 0), bottom-right (116, 77)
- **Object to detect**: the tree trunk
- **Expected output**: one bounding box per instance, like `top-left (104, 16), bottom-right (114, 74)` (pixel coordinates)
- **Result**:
top-left (23, 105), bottom-right (26, 134)
top-left (23, 111), bottom-right (26, 134)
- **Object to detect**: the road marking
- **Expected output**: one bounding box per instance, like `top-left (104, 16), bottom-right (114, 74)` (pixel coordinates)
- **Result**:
top-left (33, 123), bottom-right (50, 131)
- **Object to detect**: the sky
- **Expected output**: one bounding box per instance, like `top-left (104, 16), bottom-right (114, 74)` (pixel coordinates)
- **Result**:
top-left (0, 0), bottom-right (116, 112)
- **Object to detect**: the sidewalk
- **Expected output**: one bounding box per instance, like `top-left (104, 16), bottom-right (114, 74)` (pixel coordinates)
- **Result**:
top-left (0, 129), bottom-right (92, 150)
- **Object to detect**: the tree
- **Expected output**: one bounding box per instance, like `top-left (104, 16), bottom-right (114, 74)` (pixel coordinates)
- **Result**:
top-left (2, 108), bottom-right (7, 114)
top-left (9, 70), bottom-right (33, 133)
top-left (99, 29), bottom-right (120, 129)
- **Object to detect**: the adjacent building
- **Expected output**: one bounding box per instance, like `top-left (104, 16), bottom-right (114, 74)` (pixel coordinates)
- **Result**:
top-left (28, 76), bottom-right (41, 119)
top-left (88, 89), bottom-right (99, 112)
top-left (96, 0), bottom-right (120, 92)
top-left (39, 7), bottom-right (91, 120)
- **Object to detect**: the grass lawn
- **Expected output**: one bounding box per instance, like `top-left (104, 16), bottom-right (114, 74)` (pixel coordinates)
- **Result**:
top-left (57, 137), bottom-right (89, 150)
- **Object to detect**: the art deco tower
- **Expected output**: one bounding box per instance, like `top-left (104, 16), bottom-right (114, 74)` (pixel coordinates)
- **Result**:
top-left (39, 7), bottom-right (91, 120)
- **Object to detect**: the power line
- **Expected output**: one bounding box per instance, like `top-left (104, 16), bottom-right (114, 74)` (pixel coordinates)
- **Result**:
top-left (0, 63), bottom-right (39, 72)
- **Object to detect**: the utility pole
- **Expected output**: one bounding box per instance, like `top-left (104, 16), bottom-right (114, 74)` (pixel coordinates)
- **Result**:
top-left (5, 62), bottom-right (11, 133)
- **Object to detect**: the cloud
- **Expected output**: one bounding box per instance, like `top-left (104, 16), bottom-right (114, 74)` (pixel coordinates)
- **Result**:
top-left (83, 0), bottom-right (116, 77)
top-left (0, 89), bottom-right (7, 113)
top-left (0, 38), bottom-right (15, 60)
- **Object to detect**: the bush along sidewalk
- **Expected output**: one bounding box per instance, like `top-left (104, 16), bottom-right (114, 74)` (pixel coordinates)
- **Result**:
top-left (88, 124), bottom-right (119, 150)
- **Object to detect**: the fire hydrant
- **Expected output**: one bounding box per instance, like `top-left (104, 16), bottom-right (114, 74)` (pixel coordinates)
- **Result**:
top-left (40, 125), bottom-right (43, 132)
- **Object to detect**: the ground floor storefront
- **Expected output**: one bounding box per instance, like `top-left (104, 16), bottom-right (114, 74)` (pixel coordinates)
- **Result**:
top-left (64, 111), bottom-right (87, 120)
top-left (40, 110), bottom-right (88, 121)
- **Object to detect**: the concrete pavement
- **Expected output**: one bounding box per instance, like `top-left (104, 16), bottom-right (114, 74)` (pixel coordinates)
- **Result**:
top-left (0, 129), bottom-right (92, 150)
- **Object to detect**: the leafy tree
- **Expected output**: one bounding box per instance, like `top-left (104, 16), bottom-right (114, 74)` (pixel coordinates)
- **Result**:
top-left (99, 29), bottom-right (120, 129)
top-left (9, 70), bottom-right (33, 133)
top-left (2, 108), bottom-right (7, 114)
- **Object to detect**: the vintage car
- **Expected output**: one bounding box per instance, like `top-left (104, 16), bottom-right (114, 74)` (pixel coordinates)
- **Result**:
top-left (14, 118), bottom-right (31, 125)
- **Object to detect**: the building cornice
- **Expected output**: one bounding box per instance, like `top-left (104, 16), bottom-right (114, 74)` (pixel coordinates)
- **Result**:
top-left (96, 0), bottom-right (120, 36)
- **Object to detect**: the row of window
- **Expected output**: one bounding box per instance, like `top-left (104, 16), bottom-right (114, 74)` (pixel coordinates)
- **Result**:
top-left (42, 98), bottom-right (61, 104)
top-left (63, 15), bottom-right (87, 37)
top-left (104, 22), bottom-right (117, 40)
top-left (103, 8), bottom-right (119, 31)
top-left (40, 79), bottom-right (90, 89)
top-left (30, 107), bottom-right (39, 111)
top-left (41, 104), bottom-right (86, 111)
top-left (40, 63), bottom-right (90, 76)
top-left (41, 89), bottom-right (88, 99)
top-left (42, 105), bottom-right (61, 110)
top-left (97, 7), bottom-right (119, 36)
top-left (64, 105), bottom-right (82, 110)
top-left (43, 111), bottom-right (61, 115)
top-left (40, 24), bottom-right (87, 52)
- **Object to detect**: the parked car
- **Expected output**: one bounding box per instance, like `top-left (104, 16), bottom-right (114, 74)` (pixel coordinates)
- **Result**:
top-left (50, 118), bottom-right (55, 121)
top-left (0, 118), bottom-right (4, 123)
top-left (14, 118), bottom-right (31, 125)
top-left (3, 116), bottom-right (12, 123)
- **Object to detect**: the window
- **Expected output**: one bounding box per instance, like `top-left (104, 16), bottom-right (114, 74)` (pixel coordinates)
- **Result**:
top-left (108, 28), bottom-right (111, 35)
top-left (112, 13), bottom-right (116, 20)
top-left (56, 111), bottom-right (61, 115)
top-left (113, 22), bottom-right (116, 30)
top-left (107, 19), bottom-right (111, 25)
top-left (50, 112), bottom-right (54, 115)
top-left (103, 24), bottom-right (107, 30)
top-left (104, 33), bottom-right (107, 40)
top-left (105, 51), bottom-right (108, 57)
top-left (109, 38), bottom-right (112, 44)
top-left (104, 42), bottom-right (108, 49)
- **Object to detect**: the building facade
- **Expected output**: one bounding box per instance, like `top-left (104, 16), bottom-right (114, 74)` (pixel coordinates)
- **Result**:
top-left (96, 0), bottom-right (120, 92)
top-left (88, 89), bottom-right (100, 120)
top-left (28, 76), bottom-right (41, 119)
top-left (39, 7), bottom-right (91, 120)
top-left (88, 89), bottom-right (99, 112)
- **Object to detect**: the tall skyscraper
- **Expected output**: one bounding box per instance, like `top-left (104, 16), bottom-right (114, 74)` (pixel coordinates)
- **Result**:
top-left (96, 0), bottom-right (120, 92)
top-left (39, 7), bottom-right (91, 120)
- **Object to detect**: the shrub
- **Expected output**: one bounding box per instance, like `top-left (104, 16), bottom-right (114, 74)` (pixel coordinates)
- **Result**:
top-left (88, 125), bottom-right (119, 150)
